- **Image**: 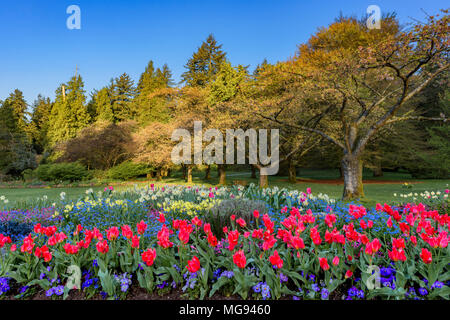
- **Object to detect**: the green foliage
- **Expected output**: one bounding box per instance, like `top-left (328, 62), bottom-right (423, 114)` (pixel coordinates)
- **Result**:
top-left (106, 161), bottom-right (152, 180)
top-left (205, 198), bottom-right (268, 238)
top-left (30, 95), bottom-right (53, 153)
top-left (3, 89), bottom-right (29, 132)
top-left (415, 89), bottom-right (450, 178)
top-left (110, 73), bottom-right (136, 122)
top-left (181, 34), bottom-right (227, 87)
top-left (34, 162), bottom-right (89, 182)
top-left (134, 61), bottom-right (173, 124)
top-left (0, 98), bottom-right (36, 176)
top-left (93, 87), bottom-right (114, 122)
top-left (47, 75), bottom-right (90, 145)
top-left (208, 61), bottom-right (248, 104)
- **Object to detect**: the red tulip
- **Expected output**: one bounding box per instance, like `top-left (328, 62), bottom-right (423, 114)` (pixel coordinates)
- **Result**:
top-left (319, 257), bottom-right (330, 271)
top-left (142, 248), bottom-right (156, 266)
top-left (332, 256), bottom-right (339, 266)
top-left (420, 248), bottom-right (432, 264)
top-left (269, 250), bottom-right (284, 269)
top-left (186, 256), bottom-right (201, 273)
top-left (233, 250), bottom-right (246, 269)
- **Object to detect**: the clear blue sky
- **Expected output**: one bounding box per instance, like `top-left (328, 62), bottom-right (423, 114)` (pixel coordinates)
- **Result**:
top-left (0, 0), bottom-right (448, 106)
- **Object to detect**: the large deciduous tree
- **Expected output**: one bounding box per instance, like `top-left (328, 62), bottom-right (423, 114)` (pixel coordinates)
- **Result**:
top-left (258, 13), bottom-right (449, 199)
top-left (56, 120), bottom-right (136, 170)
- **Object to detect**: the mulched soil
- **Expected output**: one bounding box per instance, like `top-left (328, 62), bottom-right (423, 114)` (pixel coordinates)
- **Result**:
top-left (1, 281), bottom-right (349, 300)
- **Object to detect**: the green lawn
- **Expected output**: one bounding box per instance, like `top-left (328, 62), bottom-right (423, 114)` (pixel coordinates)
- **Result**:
top-left (0, 168), bottom-right (448, 209)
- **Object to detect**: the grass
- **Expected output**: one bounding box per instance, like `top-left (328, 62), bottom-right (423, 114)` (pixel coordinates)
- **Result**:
top-left (0, 168), bottom-right (448, 209)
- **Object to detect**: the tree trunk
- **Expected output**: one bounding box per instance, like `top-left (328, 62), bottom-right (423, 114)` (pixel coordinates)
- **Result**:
top-left (259, 170), bottom-right (268, 188)
top-left (339, 166), bottom-right (344, 179)
top-left (204, 165), bottom-right (211, 180)
top-left (218, 164), bottom-right (226, 185)
top-left (288, 157), bottom-right (297, 184)
top-left (186, 165), bottom-right (193, 183)
top-left (182, 165), bottom-right (186, 180)
top-left (251, 165), bottom-right (256, 179)
top-left (156, 169), bottom-right (162, 181)
top-left (373, 165), bottom-right (383, 177)
top-left (341, 154), bottom-right (364, 200)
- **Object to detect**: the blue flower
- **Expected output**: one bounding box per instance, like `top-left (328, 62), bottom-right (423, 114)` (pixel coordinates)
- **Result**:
top-left (356, 289), bottom-right (364, 299)
top-left (279, 273), bottom-right (288, 283)
top-left (0, 277), bottom-right (10, 295)
top-left (261, 283), bottom-right (271, 300)
top-left (54, 285), bottom-right (64, 296)
top-left (321, 288), bottom-right (329, 300)
top-left (82, 278), bottom-right (93, 289)
top-left (220, 270), bottom-right (234, 279)
top-left (431, 281), bottom-right (444, 289)
top-left (253, 283), bottom-right (261, 293)
top-left (45, 288), bottom-right (54, 297)
top-left (418, 288), bottom-right (428, 296)
top-left (20, 286), bottom-right (29, 294)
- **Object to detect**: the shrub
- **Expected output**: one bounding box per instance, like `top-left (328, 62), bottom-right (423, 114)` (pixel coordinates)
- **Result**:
top-left (56, 121), bottom-right (136, 170)
top-left (34, 162), bottom-right (89, 182)
top-left (204, 198), bottom-right (268, 239)
top-left (21, 168), bottom-right (34, 180)
top-left (106, 161), bottom-right (152, 180)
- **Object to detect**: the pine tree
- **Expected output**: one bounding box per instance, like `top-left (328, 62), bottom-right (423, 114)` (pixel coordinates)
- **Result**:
top-left (94, 87), bottom-right (114, 122)
top-left (134, 61), bottom-right (173, 124)
top-left (0, 97), bottom-right (36, 175)
top-left (30, 95), bottom-right (53, 153)
top-left (136, 61), bottom-right (156, 95)
top-left (48, 75), bottom-right (90, 145)
top-left (4, 89), bottom-right (28, 129)
top-left (181, 34), bottom-right (227, 87)
top-left (0, 98), bottom-right (19, 133)
top-left (110, 73), bottom-right (136, 122)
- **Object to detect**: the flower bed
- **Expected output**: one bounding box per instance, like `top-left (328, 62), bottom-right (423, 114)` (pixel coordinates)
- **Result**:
top-left (0, 195), bottom-right (448, 300)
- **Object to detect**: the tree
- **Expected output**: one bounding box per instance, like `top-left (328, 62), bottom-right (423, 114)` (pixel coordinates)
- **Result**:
top-left (30, 95), bottom-right (53, 153)
top-left (181, 34), bottom-right (227, 87)
top-left (110, 73), bottom-right (136, 122)
top-left (48, 75), bottom-right (90, 146)
top-left (134, 61), bottom-right (173, 124)
top-left (0, 97), bottom-right (36, 176)
top-left (243, 60), bottom-right (323, 187)
top-left (257, 13), bottom-right (449, 199)
top-left (93, 87), bottom-right (114, 122)
top-left (132, 121), bottom-right (178, 180)
top-left (416, 89), bottom-right (450, 178)
top-left (56, 120), bottom-right (136, 170)
top-left (3, 89), bottom-right (29, 132)
top-left (208, 61), bottom-right (248, 104)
